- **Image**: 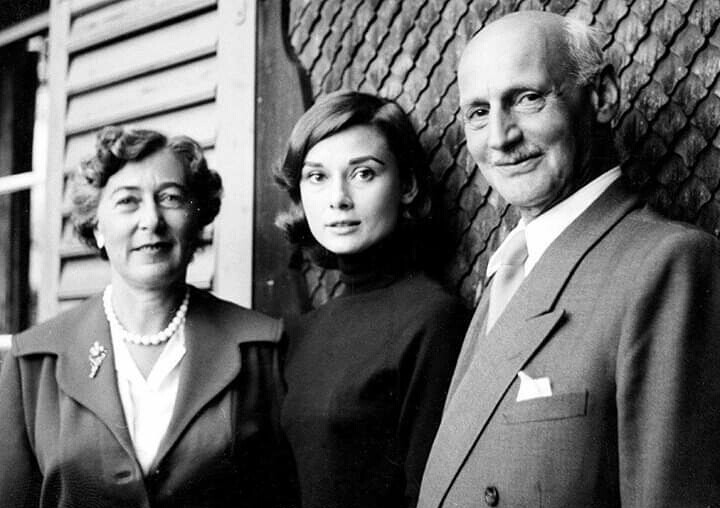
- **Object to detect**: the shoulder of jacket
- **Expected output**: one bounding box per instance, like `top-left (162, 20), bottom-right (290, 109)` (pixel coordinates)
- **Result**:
top-left (620, 206), bottom-right (718, 249)
top-left (192, 288), bottom-right (283, 344)
top-left (11, 295), bottom-right (103, 357)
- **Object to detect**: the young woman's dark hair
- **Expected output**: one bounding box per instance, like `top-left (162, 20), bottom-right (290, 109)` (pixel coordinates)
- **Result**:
top-left (275, 90), bottom-right (433, 267)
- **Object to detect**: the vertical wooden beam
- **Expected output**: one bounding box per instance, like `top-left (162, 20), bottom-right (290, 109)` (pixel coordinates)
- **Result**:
top-left (253, 0), bottom-right (311, 317)
top-left (213, 0), bottom-right (256, 307)
top-left (38, 0), bottom-right (70, 321)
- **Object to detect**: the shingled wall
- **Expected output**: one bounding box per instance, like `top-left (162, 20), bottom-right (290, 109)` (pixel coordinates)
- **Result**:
top-left (286, 0), bottom-right (720, 307)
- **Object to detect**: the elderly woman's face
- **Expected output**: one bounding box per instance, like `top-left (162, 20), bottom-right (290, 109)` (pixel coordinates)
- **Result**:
top-left (94, 149), bottom-right (199, 291)
top-left (299, 124), bottom-right (415, 256)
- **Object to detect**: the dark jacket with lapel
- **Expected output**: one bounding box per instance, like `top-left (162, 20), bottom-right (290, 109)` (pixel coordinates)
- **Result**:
top-left (418, 181), bottom-right (720, 508)
top-left (0, 287), bottom-right (297, 508)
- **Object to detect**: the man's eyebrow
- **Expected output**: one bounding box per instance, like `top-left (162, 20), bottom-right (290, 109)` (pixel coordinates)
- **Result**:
top-left (504, 84), bottom-right (553, 99)
top-left (108, 185), bottom-right (140, 197)
top-left (460, 99), bottom-right (489, 110)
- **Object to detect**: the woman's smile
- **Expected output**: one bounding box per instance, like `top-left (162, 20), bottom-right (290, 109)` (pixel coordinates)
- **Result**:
top-left (131, 241), bottom-right (173, 253)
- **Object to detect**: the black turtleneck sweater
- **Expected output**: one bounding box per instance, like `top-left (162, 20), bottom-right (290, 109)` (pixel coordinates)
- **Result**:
top-left (281, 250), bottom-right (469, 508)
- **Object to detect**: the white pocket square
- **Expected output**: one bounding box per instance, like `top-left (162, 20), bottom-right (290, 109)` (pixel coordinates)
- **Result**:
top-left (516, 370), bottom-right (552, 402)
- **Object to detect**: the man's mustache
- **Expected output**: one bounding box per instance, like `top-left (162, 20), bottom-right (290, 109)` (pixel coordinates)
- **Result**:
top-left (487, 147), bottom-right (543, 166)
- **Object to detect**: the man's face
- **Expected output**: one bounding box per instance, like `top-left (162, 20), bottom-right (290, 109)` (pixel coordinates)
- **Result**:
top-left (458, 20), bottom-right (591, 220)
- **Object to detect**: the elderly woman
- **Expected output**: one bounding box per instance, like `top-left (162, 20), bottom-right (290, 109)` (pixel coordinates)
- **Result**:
top-left (276, 91), bottom-right (469, 508)
top-left (0, 127), bottom-right (296, 507)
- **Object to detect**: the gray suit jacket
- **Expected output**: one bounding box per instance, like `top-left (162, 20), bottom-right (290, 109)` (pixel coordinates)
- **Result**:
top-left (418, 181), bottom-right (720, 508)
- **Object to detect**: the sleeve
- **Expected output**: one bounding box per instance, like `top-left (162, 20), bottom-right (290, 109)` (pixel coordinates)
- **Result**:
top-left (266, 336), bottom-right (301, 508)
top-left (396, 296), bottom-right (469, 508)
top-left (616, 230), bottom-right (720, 507)
top-left (236, 339), bottom-right (300, 508)
top-left (0, 350), bottom-right (42, 508)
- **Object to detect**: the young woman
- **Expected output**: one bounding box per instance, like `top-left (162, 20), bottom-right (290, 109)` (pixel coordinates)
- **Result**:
top-left (276, 91), bottom-right (469, 508)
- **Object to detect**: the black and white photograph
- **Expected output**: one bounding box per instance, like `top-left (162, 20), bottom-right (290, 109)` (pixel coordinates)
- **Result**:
top-left (0, 1), bottom-right (719, 507)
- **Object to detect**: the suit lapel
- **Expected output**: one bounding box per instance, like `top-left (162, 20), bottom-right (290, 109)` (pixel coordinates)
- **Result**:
top-left (422, 181), bottom-right (640, 506)
top-left (444, 286), bottom-right (489, 407)
top-left (151, 289), bottom-right (244, 469)
top-left (55, 296), bottom-right (135, 459)
top-left (422, 308), bottom-right (564, 507)
top-left (516, 180), bottom-right (639, 320)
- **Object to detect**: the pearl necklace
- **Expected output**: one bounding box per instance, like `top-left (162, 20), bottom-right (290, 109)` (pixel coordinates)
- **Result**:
top-left (102, 285), bottom-right (190, 346)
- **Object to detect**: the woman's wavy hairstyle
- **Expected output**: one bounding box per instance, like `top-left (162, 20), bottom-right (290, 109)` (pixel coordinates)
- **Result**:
top-left (274, 90), bottom-right (433, 267)
top-left (69, 126), bottom-right (223, 258)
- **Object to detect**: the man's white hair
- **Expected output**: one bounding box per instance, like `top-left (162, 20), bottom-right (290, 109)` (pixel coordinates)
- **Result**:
top-left (562, 17), bottom-right (606, 86)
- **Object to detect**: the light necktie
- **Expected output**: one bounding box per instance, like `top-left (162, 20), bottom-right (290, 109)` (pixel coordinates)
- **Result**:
top-left (486, 229), bottom-right (528, 331)
top-left (443, 229), bottom-right (528, 409)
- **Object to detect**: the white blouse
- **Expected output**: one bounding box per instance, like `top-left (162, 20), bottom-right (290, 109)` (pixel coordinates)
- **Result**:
top-left (109, 323), bottom-right (186, 474)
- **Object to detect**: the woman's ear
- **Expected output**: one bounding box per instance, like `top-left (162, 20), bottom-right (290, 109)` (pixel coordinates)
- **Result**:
top-left (590, 64), bottom-right (619, 124)
top-left (401, 175), bottom-right (419, 205)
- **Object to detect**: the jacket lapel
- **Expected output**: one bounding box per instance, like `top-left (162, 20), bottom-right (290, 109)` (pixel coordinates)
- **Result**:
top-left (421, 308), bottom-right (564, 507)
top-left (443, 286), bottom-right (490, 407)
top-left (422, 180), bottom-right (640, 507)
top-left (151, 289), bottom-right (245, 469)
top-left (516, 180), bottom-right (639, 320)
top-left (54, 295), bottom-right (136, 459)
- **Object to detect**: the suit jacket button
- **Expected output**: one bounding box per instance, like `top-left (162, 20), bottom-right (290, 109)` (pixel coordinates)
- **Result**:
top-left (484, 485), bottom-right (499, 506)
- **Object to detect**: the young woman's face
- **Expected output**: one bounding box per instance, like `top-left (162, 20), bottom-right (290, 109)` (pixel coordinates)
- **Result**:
top-left (299, 124), bottom-right (414, 256)
top-left (94, 149), bottom-right (199, 291)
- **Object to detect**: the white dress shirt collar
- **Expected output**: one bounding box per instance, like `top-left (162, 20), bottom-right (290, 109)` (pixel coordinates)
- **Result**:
top-left (487, 167), bottom-right (622, 278)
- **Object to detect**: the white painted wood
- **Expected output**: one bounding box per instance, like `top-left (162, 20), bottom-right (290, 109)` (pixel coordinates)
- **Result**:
top-left (186, 246), bottom-right (215, 289)
top-left (68, 0), bottom-right (216, 52)
top-left (69, 0), bottom-right (119, 16)
top-left (0, 172), bottom-right (41, 196)
top-left (58, 256), bottom-right (110, 299)
top-left (38, 0), bottom-right (70, 321)
top-left (65, 56), bottom-right (217, 135)
top-left (212, 0), bottom-right (255, 306)
top-left (0, 334), bottom-right (11, 353)
top-left (57, 299), bottom-right (80, 312)
top-left (0, 11), bottom-right (49, 48)
top-left (67, 10), bottom-right (218, 94)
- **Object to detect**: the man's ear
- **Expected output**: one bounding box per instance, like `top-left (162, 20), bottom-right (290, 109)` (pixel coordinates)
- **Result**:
top-left (400, 175), bottom-right (419, 205)
top-left (590, 64), bottom-right (619, 124)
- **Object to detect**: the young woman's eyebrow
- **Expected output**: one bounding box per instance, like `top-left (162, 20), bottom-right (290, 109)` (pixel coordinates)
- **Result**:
top-left (348, 156), bottom-right (385, 165)
top-left (302, 161), bottom-right (324, 168)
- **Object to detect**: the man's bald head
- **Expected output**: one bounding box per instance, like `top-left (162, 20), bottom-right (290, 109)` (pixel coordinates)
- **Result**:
top-left (461, 12), bottom-right (605, 90)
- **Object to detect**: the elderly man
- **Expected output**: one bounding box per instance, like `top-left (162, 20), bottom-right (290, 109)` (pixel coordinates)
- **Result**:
top-left (418, 11), bottom-right (720, 508)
